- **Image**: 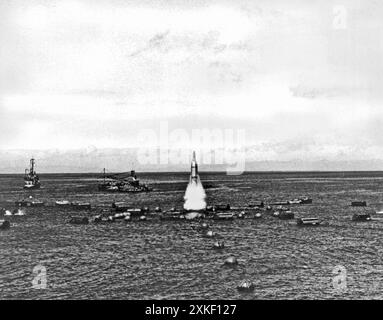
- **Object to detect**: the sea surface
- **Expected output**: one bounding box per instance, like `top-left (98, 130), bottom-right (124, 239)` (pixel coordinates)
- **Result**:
top-left (1, 171), bottom-right (383, 300)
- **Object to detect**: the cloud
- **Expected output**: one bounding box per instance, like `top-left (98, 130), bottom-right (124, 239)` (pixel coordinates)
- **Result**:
top-left (0, 0), bottom-right (383, 168)
top-left (128, 30), bottom-right (170, 57)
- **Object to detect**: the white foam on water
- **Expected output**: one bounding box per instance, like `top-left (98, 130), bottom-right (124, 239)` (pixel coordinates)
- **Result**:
top-left (14, 209), bottom-right (25, 216)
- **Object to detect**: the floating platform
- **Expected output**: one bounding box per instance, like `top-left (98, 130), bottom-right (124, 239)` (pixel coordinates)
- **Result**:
top-left (296, 217), bottom-right (322, 226)
top-left (206, 204), bottom-right (231, 212)
top-left (160, 212), bottom-right (185, 221)
top-left (278, 211), bottom-right (294, 220)
top-left (352, 213), bottom-right (372, 222)
top-left (213, 212), bottom-right (235, 220)
top-left (247, 201), bottom-right (264, 208)
top-left (55, 200), bottom-right (71, 206)
top-left (71, 202), bottom-right (91, 210)
top-left (351, 201), bottom-right (367, 207)
top-left (270, 201), bottom-right (289, 206)
top-left (15, 198), bottom-right (45, 207)
top-left (271, 197), bottom-right (312, 206)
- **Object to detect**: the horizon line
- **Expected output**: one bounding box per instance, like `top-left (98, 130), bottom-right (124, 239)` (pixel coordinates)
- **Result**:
top-left (1, 170), bottom-right (383, 175)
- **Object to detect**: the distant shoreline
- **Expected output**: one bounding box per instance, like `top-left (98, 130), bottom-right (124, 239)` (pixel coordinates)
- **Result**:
top-left (1, 170), bottom-right (383, 175)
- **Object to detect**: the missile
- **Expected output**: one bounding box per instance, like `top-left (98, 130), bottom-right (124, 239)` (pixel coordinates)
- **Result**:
top-left (191, 151), bottom-right (198, 182)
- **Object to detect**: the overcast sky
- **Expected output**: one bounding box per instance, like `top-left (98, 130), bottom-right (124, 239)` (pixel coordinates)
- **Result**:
top-left (1, 0), bottom-right (383, 163)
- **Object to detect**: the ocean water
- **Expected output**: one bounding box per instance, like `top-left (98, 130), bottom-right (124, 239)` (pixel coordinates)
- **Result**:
top-left (1, 171), bottom-right (383, 300)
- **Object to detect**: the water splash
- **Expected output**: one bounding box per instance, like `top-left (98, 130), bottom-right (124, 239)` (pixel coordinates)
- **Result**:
top-left (184, 176), bottom-right (206, 211)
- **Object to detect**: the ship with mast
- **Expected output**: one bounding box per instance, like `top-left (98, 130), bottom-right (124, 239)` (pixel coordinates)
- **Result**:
top-left (24, 158), bottom-right (41, 189)
top-left (98, 168), bottom-right (153, 193)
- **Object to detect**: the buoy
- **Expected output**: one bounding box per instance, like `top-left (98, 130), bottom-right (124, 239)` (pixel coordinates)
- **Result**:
top-left (93, 215), bottom-right (102, 223)
top-left (139, 215), bottom-right (147, 221)
top-left (205, 230), bottom-right (216, 238)
top-left (155, 207), bottom-right (162, 213)
top-left (124, 215), bottom-right (131, 222)
top-left (213, 241), bottom-right (224, 249)
top-left (254, 212), bottom-right (262, 219)
top-left (238, 211), bottom-right (246, 219)
top-left (224, 256), bottom-right (238, 266)
top-left (200, 222), bottom-right (209, 230)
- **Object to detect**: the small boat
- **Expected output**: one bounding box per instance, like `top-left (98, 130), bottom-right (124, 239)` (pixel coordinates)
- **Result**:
top-left (206, 204), bottom-right (231, 212)
top-left (112, 202), bottom-right (132, 212)
top-left (98, 169), bottom-right (153, 193)
top-left (273, 206), bottom-right (290, 217)
top-left (71, 202), bottom-right (91, 210)
top-left (278, 211), bottom-right (294, 220)
top-left (237, 281), bottom-right (255, 292)
top-left (352, 213), bottom-right (372, 221)
top-left (69, 216), bottom-right (89, 225)
top-left (55, 200), bottom-right (71, 206)
top-left (288, 199), bottom-right (302, 205)
top-left (4, 210), bottom-right (12, 216)
top-left (15, 196), bottom-right (45, 207)
top-left (351, 201), bottom-right (367, 207)
top-left (125, 208), bottom-right (143, 216)
top-left (296, 217), bottom-right (323, 226)
top-left (160, 212), bottom-right (184, 221)
top-left (299, 197), bottom-right (313, 204)
top-left (248, 201), bottom-right (264, 208)
top-left (270, 201), bottom-right (289, 206)
top-left (113, 212), bottom-right (131, 220)
top-left (213, 212), bottom-right (234, 220)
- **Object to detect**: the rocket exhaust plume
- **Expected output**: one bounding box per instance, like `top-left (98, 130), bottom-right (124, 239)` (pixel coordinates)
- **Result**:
top-left (184, 151), bottom-right (206, 211)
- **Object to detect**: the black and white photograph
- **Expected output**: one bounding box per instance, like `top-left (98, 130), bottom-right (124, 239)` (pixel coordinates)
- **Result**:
top-left (1, 0), bottom-right (383, 307)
